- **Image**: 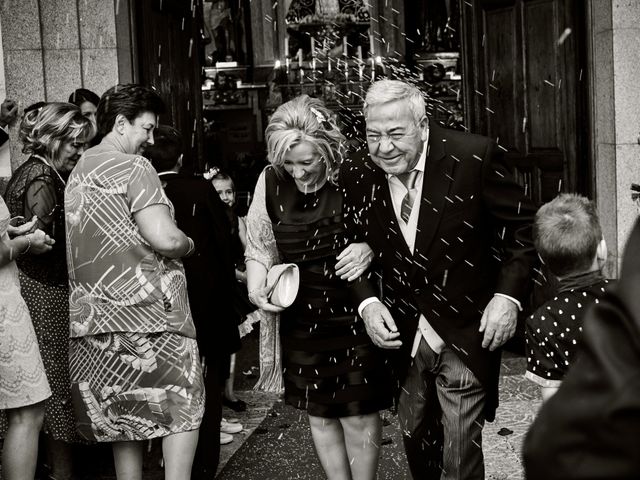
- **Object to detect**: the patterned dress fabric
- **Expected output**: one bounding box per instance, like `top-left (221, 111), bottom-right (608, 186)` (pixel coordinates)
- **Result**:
top-left (4, 156), bottom-right (78, 441)
top-left (65, 137), bottom-right (204, 442)
top-left (0, 197), bottom-right (51, 410)
top-left (526, 276), bottom-right (609, 387)
top-left (246, 168), bottom-right (391, 418)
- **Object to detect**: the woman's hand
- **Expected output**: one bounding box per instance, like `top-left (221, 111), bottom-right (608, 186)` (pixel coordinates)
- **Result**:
top-left (7, 216), bottom-right (38, 238)
top-left (335, 242), bottom-right (374, 281)
top-left (248, 285), bottom-right (284, 313)
top-left (28, 229), bottom-right (55, 254)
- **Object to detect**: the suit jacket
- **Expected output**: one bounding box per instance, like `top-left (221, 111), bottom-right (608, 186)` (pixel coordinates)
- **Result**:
top-left (161, 172), bottom-right (241, 358)
top-left (341, 121), bottom-right (537, 419)
top-left (523, 219), bottom-right (640, 480)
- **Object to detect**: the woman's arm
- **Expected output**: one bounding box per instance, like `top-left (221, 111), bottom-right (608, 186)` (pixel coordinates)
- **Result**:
top-left (24, 177), bottom-right (57, 234)
top-left (133, 204), bottom-right (193, 259)
top-left (0, 229), bottom-right (54, 268)
top-left (238, 216), bottom-right (247, 251)
top-left (245, 171), bottom-right (283, 313)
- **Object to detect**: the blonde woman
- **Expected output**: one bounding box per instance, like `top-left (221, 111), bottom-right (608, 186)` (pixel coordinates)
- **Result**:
top-left (245, 95), bottom-right (391, 479)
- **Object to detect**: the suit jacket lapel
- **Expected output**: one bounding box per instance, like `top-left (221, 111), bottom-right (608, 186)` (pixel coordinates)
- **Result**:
top-left (412, 123), bottom-right (455, 273)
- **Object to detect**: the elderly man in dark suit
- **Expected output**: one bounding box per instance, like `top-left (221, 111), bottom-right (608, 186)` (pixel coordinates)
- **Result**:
top-left (340, 79), bottom-right (537, 479)
top-left (145, 125), bottom-right (241, 479)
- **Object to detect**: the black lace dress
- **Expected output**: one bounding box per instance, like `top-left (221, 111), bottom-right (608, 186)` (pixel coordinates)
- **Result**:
top-left (249, 167), bottom-right (392, 418)
top-left (4, 155), bottom-right (79, 442)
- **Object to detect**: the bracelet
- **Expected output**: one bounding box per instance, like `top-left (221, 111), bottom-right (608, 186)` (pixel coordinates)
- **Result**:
top-left (19, 234), bottom-right (32, 255)
top-left (185, 237), bottom-right (195, 257)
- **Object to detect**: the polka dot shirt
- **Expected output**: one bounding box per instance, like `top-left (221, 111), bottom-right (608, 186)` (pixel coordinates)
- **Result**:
top-left (525, 279), bottom-right (609, 387)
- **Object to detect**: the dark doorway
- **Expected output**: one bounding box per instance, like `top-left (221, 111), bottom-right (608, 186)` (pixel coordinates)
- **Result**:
top-left (461, 0), bottom-right (590, 204)
top-left (134, 0), bottom-right (206, 172)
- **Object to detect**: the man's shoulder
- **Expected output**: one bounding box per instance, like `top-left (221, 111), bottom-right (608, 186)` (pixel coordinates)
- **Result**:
top-left (164, 174), bottom-right (209, 199)
top-left (430, 122), bottom-right (494, 153)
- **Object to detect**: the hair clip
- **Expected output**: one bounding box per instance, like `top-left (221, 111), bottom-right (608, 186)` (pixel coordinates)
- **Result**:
top-left (203, 166), bottom-right (220, 180)
top-left (310, 107), bottom-right (333, 131)
top-left (310, 107), bottom-right (326, 123)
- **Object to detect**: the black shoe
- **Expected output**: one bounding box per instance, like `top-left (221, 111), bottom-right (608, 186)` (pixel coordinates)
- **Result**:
top-left (223, 397), bottom-right (247, 412)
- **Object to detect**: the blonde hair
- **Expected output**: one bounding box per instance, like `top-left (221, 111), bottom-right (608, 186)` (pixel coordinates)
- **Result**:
top-left (20, 102), bottom-right (96, 164)
top-left (265, 95), bottom-right (345, 184)
top-left (364, 79), bottom-right (426, 125)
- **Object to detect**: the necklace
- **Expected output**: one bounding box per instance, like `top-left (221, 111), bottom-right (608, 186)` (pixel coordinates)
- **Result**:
top-left (33, 154), bottom-right (66, 186)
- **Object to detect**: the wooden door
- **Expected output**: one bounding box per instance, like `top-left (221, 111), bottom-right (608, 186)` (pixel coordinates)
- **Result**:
top-left (461, 0), bottom-right (589, 204)
top-left (134, 0), bottom-right (206, 171)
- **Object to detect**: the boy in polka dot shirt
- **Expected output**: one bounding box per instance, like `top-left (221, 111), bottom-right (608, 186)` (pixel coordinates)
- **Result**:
top-left (525, 194), bottom-right (610, 401)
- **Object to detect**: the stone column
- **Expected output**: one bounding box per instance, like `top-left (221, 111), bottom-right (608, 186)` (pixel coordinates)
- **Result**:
top-left (590, 0), bottom-right (640, 274)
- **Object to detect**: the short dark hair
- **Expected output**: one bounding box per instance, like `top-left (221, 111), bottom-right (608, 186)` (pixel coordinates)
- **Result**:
top-left (97, 84), bottom-right (165, 137)
top-left (533, 193), bottom-right (602, 277)
top-left (145, 125), bottom-right (183, 173)
top-left (68, 88), bottom-right (100, 108)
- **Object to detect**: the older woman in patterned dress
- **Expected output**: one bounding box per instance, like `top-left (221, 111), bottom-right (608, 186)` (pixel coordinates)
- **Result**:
top-left (65, 84), bottom-right (204, 480)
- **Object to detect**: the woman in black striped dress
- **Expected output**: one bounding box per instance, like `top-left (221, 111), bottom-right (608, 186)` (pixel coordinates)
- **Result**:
top-left (245, 95), bottom-right (391, 479)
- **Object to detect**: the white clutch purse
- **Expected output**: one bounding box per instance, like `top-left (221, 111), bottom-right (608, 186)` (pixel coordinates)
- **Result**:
top-left (266, 263), bottom-right (300, 308)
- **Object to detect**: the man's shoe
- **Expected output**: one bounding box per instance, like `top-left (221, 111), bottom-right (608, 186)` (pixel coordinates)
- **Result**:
top-left (221, 418), bottom-right (243, 434)
top-left (220, 432), bottom-right (233, 445)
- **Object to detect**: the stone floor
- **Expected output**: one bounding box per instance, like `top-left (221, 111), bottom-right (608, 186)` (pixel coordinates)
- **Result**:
top-left (215, 354), bottom-right (541, 479)
top-left (1, 331), bottom-right (542, 479)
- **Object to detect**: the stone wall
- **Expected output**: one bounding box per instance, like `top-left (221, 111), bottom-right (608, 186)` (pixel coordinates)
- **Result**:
top-left (0, 0), bottom-right (121, 172)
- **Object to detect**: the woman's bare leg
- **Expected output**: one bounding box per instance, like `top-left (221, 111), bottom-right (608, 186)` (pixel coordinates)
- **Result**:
top-left (3, 402), bottom-right (45, 480)
top-left (308, 414), bottom-right (351, 480)
top-left (162, 429), bottom-right (199, 480)
top-left (112, 440), bottom-right (143, 480)
top-left (46, 436), bottom-right (74, 480)
top-left (340, 413), bottom-right (382, 480)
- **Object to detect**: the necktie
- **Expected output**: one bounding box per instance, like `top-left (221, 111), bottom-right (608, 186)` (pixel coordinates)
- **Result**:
top-left (398, 170), bottom-right (419, 223)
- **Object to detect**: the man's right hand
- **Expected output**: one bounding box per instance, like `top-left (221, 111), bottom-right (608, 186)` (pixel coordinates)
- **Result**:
top-left (361, 301), bottom-right (402, 349)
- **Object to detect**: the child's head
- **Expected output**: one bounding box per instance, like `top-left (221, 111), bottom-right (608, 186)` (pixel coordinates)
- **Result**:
top-left (212, 172), bottom-right (236, 207)
top-left (145, 125), bottom-right (183, 173)
top-left (534, 193), bottom-right (606, 277)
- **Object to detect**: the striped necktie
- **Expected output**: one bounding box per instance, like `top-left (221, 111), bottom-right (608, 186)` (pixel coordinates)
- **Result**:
top-left (398, 170), bottom-right (419, 223)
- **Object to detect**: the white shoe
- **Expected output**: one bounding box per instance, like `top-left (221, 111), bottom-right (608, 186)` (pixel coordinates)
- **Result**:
top-left (221, 418), bottom-right (243, 434)
top-left (220, 431), bottom-right (233, 445)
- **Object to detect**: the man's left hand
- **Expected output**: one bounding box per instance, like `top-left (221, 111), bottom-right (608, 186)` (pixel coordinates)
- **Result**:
top-left (479, 295), bottom-right (518, 351)
top-left (335, 242), bottom-right (374, 281)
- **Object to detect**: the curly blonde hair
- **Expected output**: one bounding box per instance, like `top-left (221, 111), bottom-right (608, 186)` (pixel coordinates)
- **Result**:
top-left (265, 95), bottom-right (345, 185)
top-left (20, 102), bottom-right (96, 162)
